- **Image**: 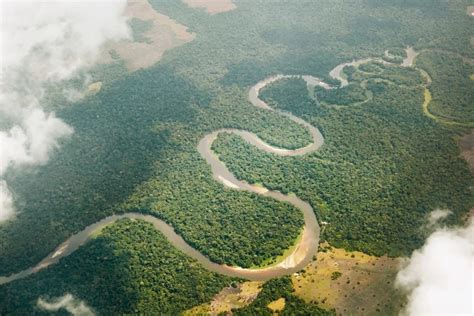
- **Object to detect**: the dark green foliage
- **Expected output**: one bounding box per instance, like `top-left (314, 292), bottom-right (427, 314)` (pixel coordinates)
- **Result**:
top-left (43, 61), bottom-right (128, 112)
top-left (382, 55), bottom-right (404, 64)
top-left (1, 0), bottom-right (473, 313)
top-left (366, 79), bottom-right (389, 94)
top-left (128, 18), bottom-right (153, 43)
top-left (1, 67), bottom-right (208, 275)
top-left (233, 277), bottom-right (334, 315)
top-left (353, 64), bottom-right (425, 87)
top-left (331, 271), bottom-right (342, 280)
top-left (387, 48), bottom-right (407, 58)
top-left (315, 84), bottom-right (367, 105)
top-left (377, 66), bottom-right (424, 86)
top-left (344, 16), bottom-right (401, 46)
top-left (343, 66), bottom-right (358, 81)
top-left (416, 51), bottom-right (474, 122)
top-left (358, 62), bottom-right (385, 74)
top-left (213, 73), bottom-right (472, 257)
top-left (0, 219), bottom-right (231, 314)
top-left (125, 144), bottom-right (304, 267)
top-left (0, 65), bottom-right (307, 275)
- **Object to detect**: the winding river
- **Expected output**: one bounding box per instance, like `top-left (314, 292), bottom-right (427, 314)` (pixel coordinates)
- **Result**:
top-left (0, 74), bottom-right (325, 284)
top-left (0, 47), bottom-right (432, 285)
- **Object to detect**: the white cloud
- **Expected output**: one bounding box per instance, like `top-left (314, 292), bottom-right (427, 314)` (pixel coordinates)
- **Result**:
top-left (0, 0), bottom-right (130, 221)
top-left (37, 293), bottom-right (95, 316)
top-left (1, 0), bottom-right (130, 80)
top-left (425, 209), bottom-right (453, 231)
top-left (396, 219), bottom-right (474, 316)
top-left (426, 209), bottom-right (452, 227)
top-left (0, 109), bottom-right (73, 174)
top-left (0, 180), bottom-right (14, 221)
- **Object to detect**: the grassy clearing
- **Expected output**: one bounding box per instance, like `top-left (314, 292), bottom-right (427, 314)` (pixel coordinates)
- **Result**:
top-left (183, 281), bottom-right (263, 315)
top-left (292, 243), bottom-right (405, 315)
top-left (182, 303), bottom-right (210, 315)
top-left (267, 297), bottom-right (286, 312)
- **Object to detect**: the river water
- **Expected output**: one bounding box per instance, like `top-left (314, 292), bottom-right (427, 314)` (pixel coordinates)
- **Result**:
top-left (0, 47), bottom-right (424, 285)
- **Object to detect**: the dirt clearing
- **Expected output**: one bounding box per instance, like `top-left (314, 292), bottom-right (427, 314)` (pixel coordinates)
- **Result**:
top-left (183, 0), bottom-right (236, 15)
top-left (100, 0), bottom-right (195, 71)
top-left (183, 281), bottom-right (263, 315)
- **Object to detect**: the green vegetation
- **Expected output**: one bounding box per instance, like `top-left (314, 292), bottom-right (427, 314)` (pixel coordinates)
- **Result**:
top-left (1, 0), bottom-right (473, 313)
top-left (382, 55), bottom-right (403, 64)
top-left (349, 63), bottom-right (425, 87)
top-left (233, 277), bottom-right (334, 315)
top-left (128, 18), bottom-right (153, 43)
top-left (248, 229), bottom-right (303, 269)
top-left (387, 47), bottom-right (407, 58)
top-left (315, 84), bottom-right (367, 105)
top-left (1, 67), bottom-right (305, 274)
top-left (124, 143), bottom-right (304, 267)
top-left (0, 219), bottom-right (231, 314)
top-left (43, 61), bottom-right (128, 112)
top-left (358, 61), bottom-right (385, 74)
top-left (416, 51), bottom-right (474, 123)
top-left (213, 70), bottom-right (472, 256)
top-left (376, 66), bottom-right (425, 86)
top-left (331, 271), bottom-right (342, 280)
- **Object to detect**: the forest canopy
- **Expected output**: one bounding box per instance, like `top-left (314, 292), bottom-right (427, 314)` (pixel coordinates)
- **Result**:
top-left (0, 0), bottom-right (472, 314)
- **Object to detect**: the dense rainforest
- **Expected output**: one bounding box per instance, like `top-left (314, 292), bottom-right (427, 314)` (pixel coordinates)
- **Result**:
top-left (415, 50), bottom-right (474, 123)
top-left (212, 63), bottom-right (472, 256)
top-left (0, 219), bottom-right (232, 314)
top-left (1, 0), bottom-right (472, 314)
